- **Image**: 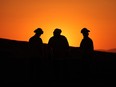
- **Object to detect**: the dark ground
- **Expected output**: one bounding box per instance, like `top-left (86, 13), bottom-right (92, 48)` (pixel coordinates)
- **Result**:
top-left (0, 38), bottom-right (116, 86)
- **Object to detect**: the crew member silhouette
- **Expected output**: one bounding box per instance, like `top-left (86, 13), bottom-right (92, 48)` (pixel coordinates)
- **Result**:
top-left (29, 28), bottom-right (44, 57)
top-left (80, 28), bottom-right (94, 79)
top-left (29, 28), bottom-right (44, 81)
top-left (48, 28), bottom-right (69, 59)
top-left (80, 28), bottom-right (94, 52)
top-left (48, 28), bottom-right (69, 80)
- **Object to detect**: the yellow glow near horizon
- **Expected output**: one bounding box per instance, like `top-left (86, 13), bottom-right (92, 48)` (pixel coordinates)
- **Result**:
top-left (0, 0), bottom-right (116, 50)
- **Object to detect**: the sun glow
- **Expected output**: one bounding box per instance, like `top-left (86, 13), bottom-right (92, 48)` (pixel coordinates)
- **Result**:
top-left (0, 0), bottom-right (116, 50)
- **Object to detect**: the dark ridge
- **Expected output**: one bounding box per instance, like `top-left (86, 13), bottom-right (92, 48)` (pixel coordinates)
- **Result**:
top-left (0, 38), bottom-right (116, 85)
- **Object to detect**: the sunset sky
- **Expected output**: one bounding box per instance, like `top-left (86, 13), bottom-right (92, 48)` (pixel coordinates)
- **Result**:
top-left (0, 0), bottom-right (116, 50)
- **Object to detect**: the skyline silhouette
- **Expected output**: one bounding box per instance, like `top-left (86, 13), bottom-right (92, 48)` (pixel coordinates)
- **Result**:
top-left (0, 0), bottom-right (116, 50)
top-left (1, 0), bottom-right (116, 85)
top-left (0, 37), bottom-right (116, 53)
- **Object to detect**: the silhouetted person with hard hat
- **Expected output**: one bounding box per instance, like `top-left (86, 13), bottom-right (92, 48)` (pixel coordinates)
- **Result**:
top-left (29, 28), bottom-right (44, 53)
top-left (48, 28), bottom-right (69, 58)
top-left (80, 28), bottom-right (94, 80)
top-left (29, 28), bottom-right (44, 81)
top-left (80, 28), bottom-right (94, 52)
top-left (48, 28), bottom-right (69, 80)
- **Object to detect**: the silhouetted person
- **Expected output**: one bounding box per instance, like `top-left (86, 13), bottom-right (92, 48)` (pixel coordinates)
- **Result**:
top-left (80, 28), bottom-right (94, 80)
top-left (48, 28), bottom-right (69, 80)
top-left (29, 28), bottom-right (44, 56)
top-left (80, 28), bottom-right (94, 52)
top-left (48, 28), bottom-right (69, 58)
top-left (28, 28), bottom-right (44, 81)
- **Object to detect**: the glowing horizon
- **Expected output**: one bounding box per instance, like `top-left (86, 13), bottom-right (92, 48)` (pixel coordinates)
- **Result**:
top-left (0, 0), bottom-right (116, 50)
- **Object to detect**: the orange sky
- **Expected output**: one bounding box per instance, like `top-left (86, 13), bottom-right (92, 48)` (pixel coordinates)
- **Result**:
top-left (0, 0), bottom-right (116, 50)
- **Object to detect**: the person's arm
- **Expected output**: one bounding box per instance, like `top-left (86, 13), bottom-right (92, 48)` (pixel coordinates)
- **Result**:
top-left (63, 36), bottom-right (69, 49)
top-left (48, 38), bottom-right (54, 58)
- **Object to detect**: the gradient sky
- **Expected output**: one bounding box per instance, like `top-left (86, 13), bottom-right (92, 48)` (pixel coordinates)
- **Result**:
top-left (0, 0), bottom-right (116, 50)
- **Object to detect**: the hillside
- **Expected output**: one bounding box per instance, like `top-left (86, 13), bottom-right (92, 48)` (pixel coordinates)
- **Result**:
top-left (107, 48), bottom-right (116, 53)
top-left (0, 38), bottom-right (116, 85)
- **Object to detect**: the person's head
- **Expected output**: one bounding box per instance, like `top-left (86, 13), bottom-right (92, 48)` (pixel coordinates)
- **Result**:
top-left (81, 28), bottom-right (90, 37)
top-left (53, 28), bottom-right (62, 36)
top-left (34, 28), bottom-right (43, 36)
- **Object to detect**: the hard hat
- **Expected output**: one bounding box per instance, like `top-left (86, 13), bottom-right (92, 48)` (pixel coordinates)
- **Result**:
top-left (34, 28), bottom-right (43, 34)
top-left (81, 28), bottom-right (90, 33)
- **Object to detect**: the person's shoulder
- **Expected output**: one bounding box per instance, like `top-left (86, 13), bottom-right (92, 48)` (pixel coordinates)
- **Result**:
top-left (29, 36), bottom-right (34, 41)
top-left (49, 36), bottom-right (54, 40)
top-left (50, 36), bottom-right (54, 39)
top-left (60, 35), bottom-right (66, 38)
top-left (88, 37), bottom-right (92, 40)
top-left (88, 37), bottom-right (93, 42)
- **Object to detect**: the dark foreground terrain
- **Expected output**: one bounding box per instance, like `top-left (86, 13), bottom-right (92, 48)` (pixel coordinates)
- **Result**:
top-left (0, 38), bottom-right (116, 86)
